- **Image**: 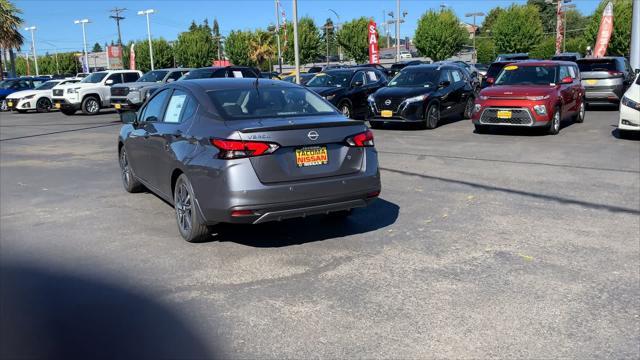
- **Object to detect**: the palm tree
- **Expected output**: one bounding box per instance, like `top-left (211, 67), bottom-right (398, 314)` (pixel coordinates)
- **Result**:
top-left (0, 0), bottom-right (24, 79)
top-left (249, 30), bottom-right (275, 71)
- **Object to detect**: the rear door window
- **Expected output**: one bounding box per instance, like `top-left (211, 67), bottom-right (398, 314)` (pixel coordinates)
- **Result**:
top-left (140, 89), bottom-right (171, 122)
top-left (107, 73), bottom-right (123, 85)
top-left (451, 70), bottom-right (462, 83)
top-left (351, 71), bottom-right (365, 86)
top-left (123, 72), bottom-right (140, 83)
top-left (163, 90), bottom-right (198, 124)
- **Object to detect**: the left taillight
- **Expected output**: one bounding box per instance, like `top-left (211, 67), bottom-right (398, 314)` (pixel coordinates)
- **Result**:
top-left (211, 138), bottom-right (279, 159)
top-left (346, 129), bottom-right (374, 147)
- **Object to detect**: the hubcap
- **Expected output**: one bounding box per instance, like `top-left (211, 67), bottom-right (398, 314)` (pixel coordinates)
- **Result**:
top-left (38, 98), bottom-right (50, 110)
top-left (465, 99), bottom-right (473, 117)
top-left (88, 100), bottom-right (99, 113)
top-left (554, 112), bottom-right (560, 131)
top-left (120, 151), bottom-right (130, 186)
top-left (429, 107), bottom-right (439, 125)
top-left (175, 183), bottom-right (192, 233)
top-left (580, 103), bottom-right (585, 120)
top-left (342, 106), bottom-right (350, 118)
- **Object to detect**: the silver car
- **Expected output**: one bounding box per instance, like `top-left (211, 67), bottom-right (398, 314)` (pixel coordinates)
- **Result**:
top-left (118, 79), bottom-right (381, 242)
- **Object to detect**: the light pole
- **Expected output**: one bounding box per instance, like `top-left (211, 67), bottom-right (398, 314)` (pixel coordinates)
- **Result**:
top-left (562, 3), bottom-right (576, 52)
top-left (74, 19), bottom-right (90, 73)
top-left (274, 0), bottom-right (283, 73)
top-left (465, 12), bottom-right (484, 64)
top-left (24, 26), bottom-right (38, 76)
top-left (329, 9), bottom-right (341, 61)
top-left (324, 23), bottom-right (334, 66)
top-left (292, 0), bottom-right (300, 84)
top-left (42, 40), bottom-right (60, 74)
top-left (396, 0), bottom-right (401, 62)
top-left (137, 9), bottom-right (155, 70)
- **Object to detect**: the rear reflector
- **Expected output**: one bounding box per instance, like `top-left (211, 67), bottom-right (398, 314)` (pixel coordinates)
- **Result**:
top-left (367, 190), bottom-right (380, 198)
top-left (231, 210), bottom-right (255, 217)
top-left (211, 138), bottom-right (279, 159)
top-left (346, 129), bottom-right (374, 147)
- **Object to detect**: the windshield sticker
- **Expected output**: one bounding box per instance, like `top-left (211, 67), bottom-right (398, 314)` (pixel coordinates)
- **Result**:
top-left (390, 81), bottom-right (397, 85)
top-left (316, 73), bottom-right (327, 76)
top-left (504, 65), bottom-right (518, 71)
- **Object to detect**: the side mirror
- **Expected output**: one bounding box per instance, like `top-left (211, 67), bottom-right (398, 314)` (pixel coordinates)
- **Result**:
top-left (105, 79), bottom-right (114, 85)
top-left (120, 110), bottom-right (137, 125)
top-left (438, 80), bottom-right (451, 88)
top-left (486, 77), bottom-right (495, 85)
top-left (144, 116), bottom-right (158, 123)
top-left (560, 76), bottom-right (573, 84)
top-left (166, 78), bottom-right (175, 83)
top-left (352, 80), bottom-right (363, 87)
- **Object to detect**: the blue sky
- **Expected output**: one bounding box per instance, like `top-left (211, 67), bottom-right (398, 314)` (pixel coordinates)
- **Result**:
top-left (16, 0), bottom-right (602, 55)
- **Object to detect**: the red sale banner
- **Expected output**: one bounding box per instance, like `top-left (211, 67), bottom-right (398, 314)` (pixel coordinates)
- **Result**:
top-left (593, 2), bottom-right (614, 58)
top-left (368, 20), bottom-right (379, 64)
top-left (129, 43), bottom-right (136, 70)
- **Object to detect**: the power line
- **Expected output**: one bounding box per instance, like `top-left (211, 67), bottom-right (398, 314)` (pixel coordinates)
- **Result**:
top-left (110, 7), bottom-right (127, 46)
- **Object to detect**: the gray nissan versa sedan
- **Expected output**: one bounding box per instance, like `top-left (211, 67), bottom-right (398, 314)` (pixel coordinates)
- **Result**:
top-left (118, 78), bottom-right (381, 242)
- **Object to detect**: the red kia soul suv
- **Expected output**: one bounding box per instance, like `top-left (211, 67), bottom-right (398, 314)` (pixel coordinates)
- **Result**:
top-left (472, 61), bottom-right (585, 135)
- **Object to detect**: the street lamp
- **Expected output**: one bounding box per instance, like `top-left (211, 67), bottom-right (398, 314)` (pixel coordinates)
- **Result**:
top-left (24, 26), bottom-right (38, 76)
top-left (292, 0), bottom-right (300, 84)
top-left (465, 12), bottom-right (484, 64)
top-left (562, 3), bottom-right (576, 52)
top-left (329, 9), bottom-right (342, 62)
top-left (74, 19), bottom-right (90, 73)
top-left (137, 9), bottom-right (155, 70)
top-left (274, 0), bottom-right (283, 73)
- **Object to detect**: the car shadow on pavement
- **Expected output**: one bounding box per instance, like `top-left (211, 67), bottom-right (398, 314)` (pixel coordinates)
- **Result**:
top-left (211, 198), bottom-right (400, 247)
top-left (611, 127), bottom-right (640, 141)
top-left (370, 115), bottom-right (468, 131)
top-left (1, 264), bottom-right (221, 359)
top-left (473, 120), bottom-right (578, 136)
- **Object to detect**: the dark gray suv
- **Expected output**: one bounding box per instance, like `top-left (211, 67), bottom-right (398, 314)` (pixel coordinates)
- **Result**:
top-left (110, 68), bottom-right (191, 111)
top-left (118, 79), bottom-right (381, 242)
top-left (577, 57), bottom-right (634, 105)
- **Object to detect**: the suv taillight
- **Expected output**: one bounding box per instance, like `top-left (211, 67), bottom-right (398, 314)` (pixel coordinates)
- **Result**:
top-left (346, 130), bottom-right (374, 147)
top-left (608, 71), bottom-right (623, 77)
top-left (211, 138), bottom-right (279, 159)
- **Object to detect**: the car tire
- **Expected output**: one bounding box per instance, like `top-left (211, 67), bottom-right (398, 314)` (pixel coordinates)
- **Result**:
top-left (339, 102), bottom-right (352, 119)
top-left (463, 96), bottom-right (475, 119)
top-left (119, 147), bottom-right (144, 193)
top-left (574, 100), bottom-right (585, 123)
top-left (174, 174), bottom-right (210, 243)
top-left (81, 96), bottom-right (101, 115)
top-left (425, 103), bottom-right (440, 129)
top-left (369, 121), bottom-right (383, 129)
top-left (36, 97), bottom-right (52, 113)
top-left (60, 108), bottom-right (76, 116)
top-left (547, 108), bottom-right (561, 135)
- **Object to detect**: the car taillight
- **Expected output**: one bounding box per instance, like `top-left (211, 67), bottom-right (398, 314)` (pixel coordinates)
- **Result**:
top-left (211, 138), bottom-right (279, 159)
top-left (608, 71), bottom-right (623, 77)
top-left (346, 129), bottom-right (374, 147)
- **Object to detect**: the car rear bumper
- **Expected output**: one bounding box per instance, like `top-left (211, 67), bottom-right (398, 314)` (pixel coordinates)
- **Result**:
top-left (189, 148), bottom-right (381, 225)
top-left (583, 85), bottom-right (624, 103)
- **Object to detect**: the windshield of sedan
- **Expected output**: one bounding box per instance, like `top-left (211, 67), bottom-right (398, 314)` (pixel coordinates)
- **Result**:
top-left (495, 65), bottom-right (557, 85)
top-left (388, 69), bottom-right (439, 88)
top-left (207, 87), bottom-right (338, 120)
top-left (138, 70), bottom-right (169, 83)
top-left (34, 81), bottom-right (61, 90)
top-left (306, 72), bottom-right (351, 88)
top-left (0, 80), bottom-right (18, 89)
top-left (81, 72), bottom-right (108, 83)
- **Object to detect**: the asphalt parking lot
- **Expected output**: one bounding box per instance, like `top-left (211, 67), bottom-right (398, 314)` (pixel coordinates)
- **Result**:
top-left (1, 108), bottom-right (639, 358)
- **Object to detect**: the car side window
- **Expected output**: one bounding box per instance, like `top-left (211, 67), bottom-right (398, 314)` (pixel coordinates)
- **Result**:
top-left (140, 89), bottom-right (170, 123)
top-left (567, 66), bottom-right (577, 79)
top-left (123, 73), bottom-right (139, 83)
top-left (167, 71), bottom-right (183, 82)
top-left (451, 70), bottom-right (462, 83)
top-left (240, 69), bottom-right (258, 78)
top-left (351, 71), bottom-right (365, 86)
top-left (559, 66), bottom-right (570, 81)
top-left (438, 70), bottom-right (452, 84)
top-left (163, 90), bottom-right (198, 124)
top-left (366, 71), bottom-right (379, 84)
top-left (107, 73), bottom-right (123, 85)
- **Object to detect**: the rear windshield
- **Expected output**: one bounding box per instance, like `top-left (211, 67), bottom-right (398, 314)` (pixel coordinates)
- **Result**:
top-left (576, 59), bottom-right (618, 72)
top-left (389, 69), bottom-right (439, 88)
top-left (495, 65), bottom-right (558, 85)
top-left (487, 63), bottom-right (508, 78)
top-left (207, 87), bottom-right (338, 120)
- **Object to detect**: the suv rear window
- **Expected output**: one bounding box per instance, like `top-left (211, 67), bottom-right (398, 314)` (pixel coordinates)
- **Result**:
top-left (576, 59), bottom-right (618, 72)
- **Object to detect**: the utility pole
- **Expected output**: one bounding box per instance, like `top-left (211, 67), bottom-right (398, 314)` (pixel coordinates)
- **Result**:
top-left (631, 0), bottom-right (639, 71)
top-left (138, 9), bottom-right (155, 70)
top-left (24, 26), bottom-right (38, 76)
top-left (465, 13), bottom-right (484, 64)
top-left (110, 7), bottom-right (127, 46)
top-left (292, 0), bottom-right (300, 84)
top-left (274, 0), bottom-right (283, 73)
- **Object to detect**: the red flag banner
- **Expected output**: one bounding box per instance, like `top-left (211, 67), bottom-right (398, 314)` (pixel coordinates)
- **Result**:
top-left (368, 20), bottom-right (379, 64)
top-left (129, 43), bottom-right (136, 70)
top-left (593, 2), bottom-right (614, 58)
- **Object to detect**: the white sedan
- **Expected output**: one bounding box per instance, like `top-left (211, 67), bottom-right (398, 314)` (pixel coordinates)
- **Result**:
top-left (6, 78), bottom-right (80, 113)
top-left (618, 72), bottom-right (640, 135)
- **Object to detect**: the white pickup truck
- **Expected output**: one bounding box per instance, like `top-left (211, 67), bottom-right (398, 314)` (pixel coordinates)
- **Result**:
top-left (52, 70), bottom-right (142, 115)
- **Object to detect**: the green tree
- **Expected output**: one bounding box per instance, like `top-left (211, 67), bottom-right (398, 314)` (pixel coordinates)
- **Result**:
top-left (529, 36), bottom-right (556, 59)
top-left (92, 42), bottom-right (102, 52)
top-left (414, 9), bottom-right (467, 62)
top-left (527, 0), bottom-right (558, 34)
top-left (173, 20), bottom-right (216, 67)
top-left (492, 4), bottom-right (544, 54)
top-left (212, 18), bottom-right (222, 60)
top-left (225, 30), bottom-right (255, 66)
top-left (476, 38), bottom-right (496, 64)
top-left (122, 39), bottom-right (174, 72)
top-left (480, 7), bottom-right (503, 34)
top-left (320, 18), bottom-right (338, 60)
top-left (565, 37), bottom-right (588, 55)
top-left (583, 0), bottom-right (632, 56)
top-left (0, 0), bottom-right (24, 79)
top-left (249, 29), bottom-right (275, 70)
top-left (564, 9), bottom-right (588, 39)
top-left (283, 16), bottom-right (321, 65)
top-left (336, 17), bottom-right (371, 63)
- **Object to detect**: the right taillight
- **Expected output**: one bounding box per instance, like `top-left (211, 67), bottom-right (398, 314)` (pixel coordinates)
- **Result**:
top-left (608, 71), bottom-right (623, 77)
top-left (211, 138), bottom-right (279, 159)
top-left (346, 129), bottom-right (374, 147)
